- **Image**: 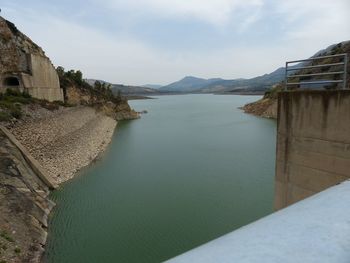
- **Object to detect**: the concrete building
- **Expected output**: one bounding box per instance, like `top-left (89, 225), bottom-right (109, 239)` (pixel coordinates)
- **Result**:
top-left (0, 16), bottom-right (63, 102)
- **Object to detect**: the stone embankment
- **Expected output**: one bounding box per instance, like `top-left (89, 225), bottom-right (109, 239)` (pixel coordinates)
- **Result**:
top-left (8, 105), bottom-right (117, 184)
top-left (0, 104), bottom-right (125, 263)
top-left (0, 129), bottom-right (54, 263)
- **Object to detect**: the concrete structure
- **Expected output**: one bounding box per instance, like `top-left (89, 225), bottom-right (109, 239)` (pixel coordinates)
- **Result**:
top-left (0, 16), bottom-right (63, 102)
top-left (167, 180), bottom-right (350, 263)
top-left (275, 90), bottom-right (350, 210)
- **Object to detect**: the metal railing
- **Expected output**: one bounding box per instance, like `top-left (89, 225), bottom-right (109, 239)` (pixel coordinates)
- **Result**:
top-left (284, 53), bottom-right (348, 90)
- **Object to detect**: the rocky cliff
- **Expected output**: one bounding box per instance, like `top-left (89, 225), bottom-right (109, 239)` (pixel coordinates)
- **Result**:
top-left (65, 84), bottom-right (139, 121)
top-left (0, 16), bottom-right (45, 74)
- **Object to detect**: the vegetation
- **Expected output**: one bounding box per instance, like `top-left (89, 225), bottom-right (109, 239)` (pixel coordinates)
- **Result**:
top-left (0, 89), bottom-right (70, 122)
top-left (56, 66), bottom-right (125, 104)
top-left (0, 231), bottom-right (14, 243)
top-left (263, 84), bottom-right (283, 99)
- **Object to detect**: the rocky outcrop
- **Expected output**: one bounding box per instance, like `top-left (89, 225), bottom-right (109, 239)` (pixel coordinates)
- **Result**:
top-left (0, 129), bottom-right (54, 263)
top-left (241, 84), bottom-right (281, 119)
top-left (242, 98), bottom-right (277, 119)
top-left (64, 84), bottom-right (139, 121)
top-left (0, 16), bottom-right (45, 74)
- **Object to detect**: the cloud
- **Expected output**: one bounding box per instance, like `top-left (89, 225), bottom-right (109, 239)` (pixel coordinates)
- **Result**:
top-left (99, 0), bottom-right (264, 27)
top-left (275, 0), bottom-right (350, 43)
top-left (1, 0), bottom-right (349, 85)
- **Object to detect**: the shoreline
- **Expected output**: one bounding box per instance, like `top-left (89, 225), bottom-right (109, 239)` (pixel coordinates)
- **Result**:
top-left (8, 105), bottom-right (117, 185)
top-left (0, 105), bottom-right (120, 263)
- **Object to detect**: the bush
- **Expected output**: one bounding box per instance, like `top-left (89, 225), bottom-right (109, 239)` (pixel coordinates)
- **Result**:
top-left (0, 111), bottom-right (12, 122)
top-left (9, 107), bottom-right (22, 119)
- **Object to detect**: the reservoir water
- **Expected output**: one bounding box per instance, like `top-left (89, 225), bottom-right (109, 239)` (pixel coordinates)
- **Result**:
top-left (45, 94), bottom-right (276, 263)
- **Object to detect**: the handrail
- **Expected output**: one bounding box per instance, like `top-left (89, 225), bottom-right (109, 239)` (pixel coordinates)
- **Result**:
top-left (286, 53), bottom-right (347, 64)
top-left (284, 53), bottom-right (348, 90)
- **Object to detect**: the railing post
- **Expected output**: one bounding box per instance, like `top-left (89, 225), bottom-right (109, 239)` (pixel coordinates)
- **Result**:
top-left (344, 54), bottom-right (348, 90)
top-left (284, 62), bottom-right (288, 91)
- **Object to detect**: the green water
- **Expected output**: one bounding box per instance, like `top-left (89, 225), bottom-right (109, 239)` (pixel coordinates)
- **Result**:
top-left (45, 94), bottom-right (276, 263)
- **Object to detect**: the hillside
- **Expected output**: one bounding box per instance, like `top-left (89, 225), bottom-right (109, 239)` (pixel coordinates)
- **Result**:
top-left (242, 40), bottom-right (350, 119)
top-left (86, 79), bottom-right (159, 96)
top-left (159, 66), bottom-right (286, 94)
top-left (142, 84), bottom-right (162, 89)
top-left (159, 76), bottom-right (224, 92)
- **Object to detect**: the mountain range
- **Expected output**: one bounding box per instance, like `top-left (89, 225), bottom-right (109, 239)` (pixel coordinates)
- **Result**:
top-left (159, 67), bottom-right (285, 94)
top-left (85, 40), bottom-right (349, 96)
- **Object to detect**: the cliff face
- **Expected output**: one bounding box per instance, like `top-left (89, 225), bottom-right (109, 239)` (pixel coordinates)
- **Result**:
top-left (65, 84), bottom-right (139, 120)
top-left (0, 16), bottom-right (45, 74)
top-left (0, 129), bottom-right (54, 263)
top-left (0, 16), bottom-right (64, 102)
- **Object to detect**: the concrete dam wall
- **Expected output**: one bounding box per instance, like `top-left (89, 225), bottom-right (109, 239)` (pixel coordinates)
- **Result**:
top-left (275, 90), bottom-right (350, 210)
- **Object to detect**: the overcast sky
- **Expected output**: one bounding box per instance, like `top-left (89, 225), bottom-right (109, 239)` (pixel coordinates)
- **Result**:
top-left (2, 0), bottom-right (350, 85)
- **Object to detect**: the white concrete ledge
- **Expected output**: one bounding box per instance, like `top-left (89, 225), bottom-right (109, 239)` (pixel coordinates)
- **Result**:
top-left (166, 180), bottom-right (350, 263)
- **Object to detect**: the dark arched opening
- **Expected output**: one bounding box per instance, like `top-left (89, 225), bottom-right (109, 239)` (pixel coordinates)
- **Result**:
top-left (3, 76), bottom-right (20, 87)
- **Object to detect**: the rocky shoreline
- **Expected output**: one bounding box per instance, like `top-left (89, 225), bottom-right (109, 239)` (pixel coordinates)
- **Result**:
top-left (0, 104), bottom-right (137, 263)
top-left (241, 97), bottom-right (277, 119)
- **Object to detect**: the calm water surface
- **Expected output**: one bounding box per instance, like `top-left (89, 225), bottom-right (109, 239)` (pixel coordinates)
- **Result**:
top-left (45, 94), bottom-right (276, 263)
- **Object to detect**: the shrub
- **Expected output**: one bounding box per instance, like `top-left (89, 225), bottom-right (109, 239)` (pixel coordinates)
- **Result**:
top-left (9, 107), bottom-right (22, 119)
top-left (0, 231), bottom-right (14, 243)
top-left (0, 112), bottom-right (12, 122)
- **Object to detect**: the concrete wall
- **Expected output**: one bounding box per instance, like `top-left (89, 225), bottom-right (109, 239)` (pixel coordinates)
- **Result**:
top-left (23, 54), bottom-right (63, 101)
top-left (275, 90), bottom-right (350, 210)
top-left (0, 54), bottom-right (64, 102)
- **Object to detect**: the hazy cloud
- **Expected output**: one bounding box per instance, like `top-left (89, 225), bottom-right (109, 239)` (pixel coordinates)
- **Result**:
top-left (1, 0), bottom-right (349, 85)
top-left (99, 0), bottom-right (264, 27)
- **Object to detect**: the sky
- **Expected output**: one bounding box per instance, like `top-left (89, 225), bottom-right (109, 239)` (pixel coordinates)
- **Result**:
top-left (2, 0), bottom-right (350, 86)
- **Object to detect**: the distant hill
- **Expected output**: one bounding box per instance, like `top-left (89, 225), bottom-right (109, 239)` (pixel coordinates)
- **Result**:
top-left (201, 67), bottom-right (286, 93)
top-left (159, 68), bottom-right (286, 94)
top-left (142, 84), bottom-right (163, 89)
top-left (85, 79), bottom-right (159, 95)
top-left (111, 84), bottom-right (159, 95)
top-left (159, 76), bottom-right (224, 92)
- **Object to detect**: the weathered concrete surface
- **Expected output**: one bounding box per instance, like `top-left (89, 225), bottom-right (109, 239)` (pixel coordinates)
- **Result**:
top-left (275, 90), bottom-right (350, 210)
top-left (0, 129), bottom-right (55, 263)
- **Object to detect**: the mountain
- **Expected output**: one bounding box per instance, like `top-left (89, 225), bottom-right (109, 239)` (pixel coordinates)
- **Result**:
top-left (159, 68), bottom-right (286, 94)
top-left (200, 67), bottom-right (286, 93)
top-left (159, 76), bottom-right (224, 92)
top-left (111, 84), bottom-right (159, 95)
top-left (142, 84), bottom-right (163, 89)
top-left (85, 79), bottom-right (159, 95)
